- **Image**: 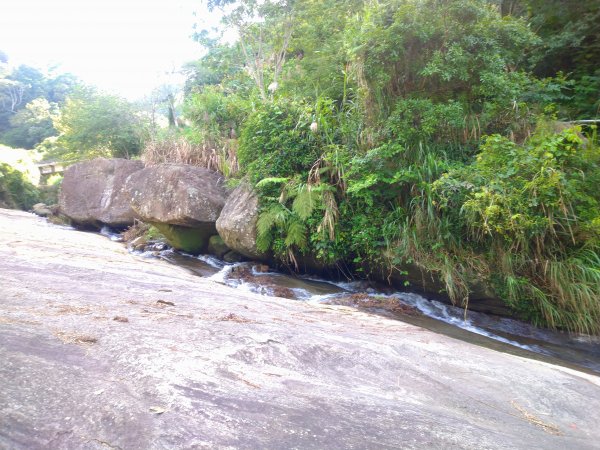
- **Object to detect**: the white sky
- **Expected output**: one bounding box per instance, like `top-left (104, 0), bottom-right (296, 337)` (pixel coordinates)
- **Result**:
top-left (0, 0), bottom-right (220, 100)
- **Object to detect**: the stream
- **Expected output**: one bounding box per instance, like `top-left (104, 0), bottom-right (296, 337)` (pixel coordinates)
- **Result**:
top-left (100, 226), bottom-right (600, 375)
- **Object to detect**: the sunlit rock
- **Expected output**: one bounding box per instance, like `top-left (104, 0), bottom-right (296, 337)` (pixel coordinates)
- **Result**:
top-left (59, 158), bottom-right (143, 228)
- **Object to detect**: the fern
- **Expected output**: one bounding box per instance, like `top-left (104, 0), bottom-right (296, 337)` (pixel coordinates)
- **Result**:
top-left (285, 218), bottom-right (308, 250)
top-left (256, 230), bottom-right (273, 253)
top-left (256, 177), bottom-right (289, 188)
top-left (292, 184), bottom-right (318, 220)
top-left (257, 203), bottom-right (289, 252)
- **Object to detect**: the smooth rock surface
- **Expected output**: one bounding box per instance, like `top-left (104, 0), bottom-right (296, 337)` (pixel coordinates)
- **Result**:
top-left (1, 208), bottom-right (600, 450)
top-left (216, 183), bottom-right (267, 260)
top-left (59, 158), bottom-right (143, 228)
top-left (126, 164), bottom-right (228, 227)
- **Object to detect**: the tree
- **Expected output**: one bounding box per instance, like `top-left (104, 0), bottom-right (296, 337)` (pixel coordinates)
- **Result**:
top-left (206, 0), bottom-right (297, 101)
top-left (2, 98), bottom-right (57, 149)
top-left (0, 61), bottom-right (79, 145)
top-left (53, 89), bottom-right (146, 161)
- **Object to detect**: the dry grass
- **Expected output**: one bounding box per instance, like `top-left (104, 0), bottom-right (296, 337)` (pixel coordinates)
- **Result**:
top-left (142, 136), bottom-right (239, 176)
top-left (53, 331), bottom-right (98, 345)
top-left (121, 220), bottom-right (150, 243)
top-left (218, 313), bottom-right (253, 323)
top-left (511, 401), bottom-right (562, 435)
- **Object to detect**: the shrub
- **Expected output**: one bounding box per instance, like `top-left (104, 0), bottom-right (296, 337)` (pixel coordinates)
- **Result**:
top-left (433, 125), bottom-right (600, 332)
top-left (0, 163), bottom-right (40, 210)
top-left (238, 101), bottom-right (320, 182)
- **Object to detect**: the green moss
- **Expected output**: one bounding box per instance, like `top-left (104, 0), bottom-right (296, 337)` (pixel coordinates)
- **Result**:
top-left (151, 222), bottom-right (215, 254)
top-left (145, 225), bottom-right (165, 241)
top-left (208, 235), bottom-right (230, 258)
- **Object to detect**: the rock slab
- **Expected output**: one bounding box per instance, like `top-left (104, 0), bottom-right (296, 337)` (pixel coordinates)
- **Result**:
top-left (59, 158), bottom-right (143, 227)
top-left (2, 208), bottom-right (600, 450)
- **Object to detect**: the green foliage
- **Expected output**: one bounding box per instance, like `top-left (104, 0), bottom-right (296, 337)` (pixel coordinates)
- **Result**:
top-left (0, 63), bottom-right (78, 148)
top-left (238, 100), bottom-right (320, 181)
top-left (386, 99), bottom-right (465, 147)
top-left (431, 126), bottom-right (600, 332)
top-left (3, 98), bottom-right (58, 149)
top-left (184, 85), bottom-right (250, 148)
top-left (0, 145), bottom-right (41, 185)
top-left (438, 127), bottom-right (600, 246)
top-left (53, 89), bottom-right (146, 161)
top-left (0, 162), bottom-right (39, 210)
top-left (571, 69), bottom-right (600, 118)
top-left (346, 0), bottom-right (538, 126)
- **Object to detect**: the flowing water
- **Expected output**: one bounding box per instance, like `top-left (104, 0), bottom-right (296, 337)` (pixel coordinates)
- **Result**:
top-left (130, 247), bottom-right (600, 374)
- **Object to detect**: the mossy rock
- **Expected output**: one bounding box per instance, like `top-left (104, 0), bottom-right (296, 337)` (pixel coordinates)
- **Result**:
top-left (207, 235), bottom-right (230, 258)
top-left (223, 250), bottom-right (245, 263)
top-left (151, 222), bottom-right (215, 254)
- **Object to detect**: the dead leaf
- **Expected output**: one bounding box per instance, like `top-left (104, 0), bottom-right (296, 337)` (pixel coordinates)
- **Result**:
top-left (157, 300), bottom-right (175, 307)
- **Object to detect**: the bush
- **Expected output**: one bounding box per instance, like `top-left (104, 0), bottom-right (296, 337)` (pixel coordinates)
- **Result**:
top-left (238, 101), bottom-right (321, 182)
top-left (433, 125), bottom-right (600, 332)
top-left (0, 163), bottom-right (40, 210)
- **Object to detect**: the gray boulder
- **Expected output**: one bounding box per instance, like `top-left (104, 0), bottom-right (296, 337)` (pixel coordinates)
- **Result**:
top-left (59, 158), bottom-right (143, 228)
top-left (216, 183), bottom-right (268, 261)
top-left (126, 164), bottom-right (227, 226)
top-left (125, 164), bottom-right (228, 253)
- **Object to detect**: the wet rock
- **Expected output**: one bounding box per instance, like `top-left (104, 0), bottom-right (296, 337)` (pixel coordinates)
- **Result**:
top-left (216, 183), bottom-right (268, 261)
top-left (59, 158), bottom-right (144, 228)
top-left (326, 293), bottom-right (419, 316)
top-left (121, 221), bottom-right (150, 243)
top-left (152, 222), bottom-right (213, 254)
top-left (366, 258), bottom-right (512, 317)
top-left (253, 264), bottom-right (270, 273)
top-left (207, 235), bottom-right (230, 259)
top-left (129, 236), bottom-right (148, 252)
top-left (31, 203), bottom-right (52, 217)
top-left (227, 263), bottom-right (296, 299)
top-left (223, 250), bottom-right (245, 263)
top-left (46, 213), bottom-right (71, 227)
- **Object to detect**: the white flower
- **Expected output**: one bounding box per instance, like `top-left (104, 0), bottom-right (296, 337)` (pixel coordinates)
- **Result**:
top-left (310, 121), bottom-right (318, 133)
top-left (268, 81), bottom-right (278, 93)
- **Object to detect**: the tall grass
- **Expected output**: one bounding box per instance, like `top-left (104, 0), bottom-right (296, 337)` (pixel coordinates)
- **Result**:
top-left (142, 136), bottom-right (238, 176)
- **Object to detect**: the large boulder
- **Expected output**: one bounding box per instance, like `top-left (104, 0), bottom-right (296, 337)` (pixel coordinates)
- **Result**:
top-left (125, 164), bottom-right (228, 253)
top-left (216, 183), bottom-right (268, 261)
top-left (59, 158), bottom-right (143, 228)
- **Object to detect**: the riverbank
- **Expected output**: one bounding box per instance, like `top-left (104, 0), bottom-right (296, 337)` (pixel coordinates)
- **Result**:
top-left (1, 208), bottom-right (600, 449)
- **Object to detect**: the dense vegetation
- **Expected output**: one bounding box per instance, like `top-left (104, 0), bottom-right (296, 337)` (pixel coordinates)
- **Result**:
top-left (0, 162), bottom-right (39, 210)
top-left (173, 0), bottom-right (599, 333)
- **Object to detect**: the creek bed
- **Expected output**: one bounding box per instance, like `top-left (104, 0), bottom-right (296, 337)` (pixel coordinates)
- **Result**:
top-left (130, 246), bottom-right (600, 375)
